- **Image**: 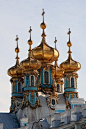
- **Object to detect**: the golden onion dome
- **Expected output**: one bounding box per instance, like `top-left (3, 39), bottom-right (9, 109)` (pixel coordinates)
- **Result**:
top-left (8, 35), bottom-right (23, 77)
top-left (32, 9), bottom-right (59, 63)
top-left (54, 61), bottom-right (64, 79)
top-left (8, 64), bottom-right (23, 77)
top-left (60, 28), bottom-right (81, 73)
top-left (20, 26), bottom-right (41, 71)
top-left (20, 57), bottom-right (41, 71)
top-left (32, 38), bottom-right (59, 63)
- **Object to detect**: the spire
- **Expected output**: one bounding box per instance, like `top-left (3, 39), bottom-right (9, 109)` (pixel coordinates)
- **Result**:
top-left (28, 26), bottom-right (33, 57)
top-left (42, 9), bottom-right (45, 23)
top-left (67, 28), bottom-right (71, 42)
top-left (54, 37), bottom-right (58, 79)
top-left (54, 37), bottom-right (57, 49)
top-left (40, 9), bottom-right (46, 38)
top-left (67, 28), bottom-right (72, 60)
top-left (15, 35), bottom-right (20, 66)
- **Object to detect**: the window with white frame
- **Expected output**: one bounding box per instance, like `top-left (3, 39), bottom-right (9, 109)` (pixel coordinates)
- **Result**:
top-left (71, 77), bottom-right (74, 88)
top-left (30, 75), bottom-right (35, 86)
top-left (44, 71), bottom-right (49, 84)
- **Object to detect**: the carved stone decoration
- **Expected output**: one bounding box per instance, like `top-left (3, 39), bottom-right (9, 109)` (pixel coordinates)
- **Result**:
top-left (72, 93), bottom-right (74, 98)
top-left (47, 92), bottom-right (59, 110)
top-left (14, 81), bottom-right (16, 86)
top-left (67, 76), bottom-right (69, 87)
top-left (76, 92), bottom-right (78, 98)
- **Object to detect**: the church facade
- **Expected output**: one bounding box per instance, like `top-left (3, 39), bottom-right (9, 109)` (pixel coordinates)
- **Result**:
top-left (1, 10), bottom-right (86, 129)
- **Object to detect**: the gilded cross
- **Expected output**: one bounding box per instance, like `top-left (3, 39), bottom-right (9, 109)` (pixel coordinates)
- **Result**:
top-left (54, 37), bottom-right (57, 49)
top-left (42, 9), bottom-right (45, 23)
top-left (67, 28), bottom-right (71, 42)
top-left (15, 35), bottom-right (19, 42)
top-left (42, 9), bottom-right (45, 16)
top-left (29, 26), bottom-right (32, 40)
top-left (15, 35), bottom-right (19, 49)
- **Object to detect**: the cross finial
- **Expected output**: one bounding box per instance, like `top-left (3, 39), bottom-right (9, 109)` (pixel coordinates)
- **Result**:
top-left (29, 26), bottom-right (32, 40)
top-left (15, 35), bottom-right (19, 42)
top-left (29, 26), bottom-right (32, 33)
top-left (54, 37), bottom-right (57, 49)
top-left (15, 35), bottom-right (20, 65)
top-left (67, 28), bottom-right (71, 42)
top-left (42, 9), bottom-right (45, 23)
top-left (42, 9), bottom-right (45, 16)
top-left (15, 35), bottom-right (19, 49)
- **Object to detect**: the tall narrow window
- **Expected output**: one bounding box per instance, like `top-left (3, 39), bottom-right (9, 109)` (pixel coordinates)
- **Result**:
top-left (71, 77), bottom-right (74, 88)
top-left (44, 71), bottom-right (49, 83)
top-left (31, 75), bottom-right (34, 86)
top-left (18, 82), bottom-right (21, 92)
top-left (57, 84), bottom-right (59, 91)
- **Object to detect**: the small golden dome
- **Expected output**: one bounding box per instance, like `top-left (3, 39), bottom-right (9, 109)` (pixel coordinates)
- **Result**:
top-left (67, 41), bottom-right (72, 47)
top-left (8, 35), bottom-right (23, 77)
top-left (20, 26), bottom-right (41, 71)
top-left (28, 39), bottom-right (33, 45)
top-left (60, 58), bottom-right (81, 72)
top-left (15, 47), bottom-right (20, 53)
top-left (20, 57), bottom-right (41, 71)
top-left (8, 65), bottom-right (23, 77)
top-left (54, 61), bottom-right (64, 79)
top-left (40, 22), bottom-right (46, 29)
top-left (60, 28), bottom-right (81, 73)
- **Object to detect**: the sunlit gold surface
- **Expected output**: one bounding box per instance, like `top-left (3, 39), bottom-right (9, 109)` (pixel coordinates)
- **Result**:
top-left (32, 38), bottom-right (59, 63)
top-left (8, 35), bottom-right (24, 77)
top-left (40, 22), bottom-right (46, 29)
top-left (15, 47), bottom-right (20, 53)
top-left (20, 57), bottom-right (41, 71)
top-left (60, 28), bottom-right (81, 72)
top-left (20, 26), bottom-right (41, 71)
top-left (60, 58), bottom-right (81, 72)
top-left (8, 64), bottom-right (23, 77)
top-left (28, 39), bottom-right (33, 45)
top-left (32, 9), bottom-right (59, 63)
top-left (54, 66), bottom-right (64, 79)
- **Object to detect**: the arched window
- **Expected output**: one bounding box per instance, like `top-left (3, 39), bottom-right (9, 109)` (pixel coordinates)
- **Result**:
top-left (52, 99), bottom-right (55, 105)
top-left (31, 75), bottom-right (34, 86)
top-left (57, 84), bottom-right (59, 91)
top-left (44, 71), bottom-right (49, 83)
top-left (71, 77), bottom-right (74, 88)
top-left (18, 82), bottom-right (21, 92)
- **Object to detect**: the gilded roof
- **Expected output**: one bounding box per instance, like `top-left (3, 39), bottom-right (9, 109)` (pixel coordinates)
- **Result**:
top-left (60, 29), bottom-right (81, 73)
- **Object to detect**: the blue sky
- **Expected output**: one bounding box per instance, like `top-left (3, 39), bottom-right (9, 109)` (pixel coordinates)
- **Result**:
top-left (0, 0), bottom-right (86, 112)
